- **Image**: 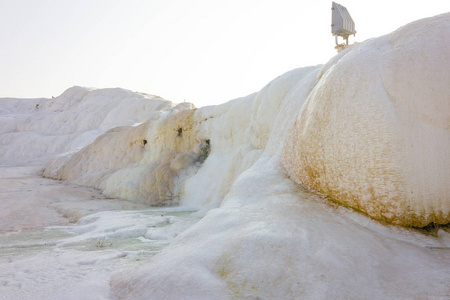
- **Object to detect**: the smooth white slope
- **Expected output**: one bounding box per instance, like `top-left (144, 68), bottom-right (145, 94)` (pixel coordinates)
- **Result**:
top-left (110, 59), bottom-right (449, 298)
top-left (109, 15), bottom-right (449, 298)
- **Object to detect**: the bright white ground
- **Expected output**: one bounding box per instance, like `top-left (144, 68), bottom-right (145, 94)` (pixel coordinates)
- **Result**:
top-left (0, 166), bottom-right (199, 300)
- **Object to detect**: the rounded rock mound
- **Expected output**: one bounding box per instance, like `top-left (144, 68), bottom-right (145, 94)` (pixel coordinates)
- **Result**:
top-left (283, 13), bottom-right (450, 227)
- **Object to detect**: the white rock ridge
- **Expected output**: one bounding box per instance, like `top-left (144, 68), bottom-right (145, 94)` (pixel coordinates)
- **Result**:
top-left (0, 86), bottom-right (171, 166)
top-left (283, 13), bottom-right (450, 227)
top-left (45, 102), bottom-right (203, 206)
top-left (2, 13), bottom-right (449, 299)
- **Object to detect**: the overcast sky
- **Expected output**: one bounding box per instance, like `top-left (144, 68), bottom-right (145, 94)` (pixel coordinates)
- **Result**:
top-left (1, 0), bottom-right (449, 107)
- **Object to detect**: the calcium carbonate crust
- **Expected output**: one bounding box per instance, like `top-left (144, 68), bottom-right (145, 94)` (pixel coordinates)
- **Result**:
top-left (283, 13), bottom-right (450, 227)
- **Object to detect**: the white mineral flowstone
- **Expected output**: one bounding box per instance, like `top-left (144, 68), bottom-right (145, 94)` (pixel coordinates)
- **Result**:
top-left (110, 53), bottom-right (449, 300)
top-left (2, 13), bottom-right (449, 300)
top-left (0, 86), bottom-right (171, 166)
top-left (283, 13), bottom-right (450, 227)
top-left (44, 101), bottom-right (202, 206)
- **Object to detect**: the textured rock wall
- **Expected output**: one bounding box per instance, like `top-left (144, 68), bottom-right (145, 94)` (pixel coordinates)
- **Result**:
top-left (283, 13), bottom-right (450, 227)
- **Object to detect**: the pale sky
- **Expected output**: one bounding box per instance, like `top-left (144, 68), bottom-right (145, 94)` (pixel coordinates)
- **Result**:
top-left (1, 0), bottom-right (449, 107)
